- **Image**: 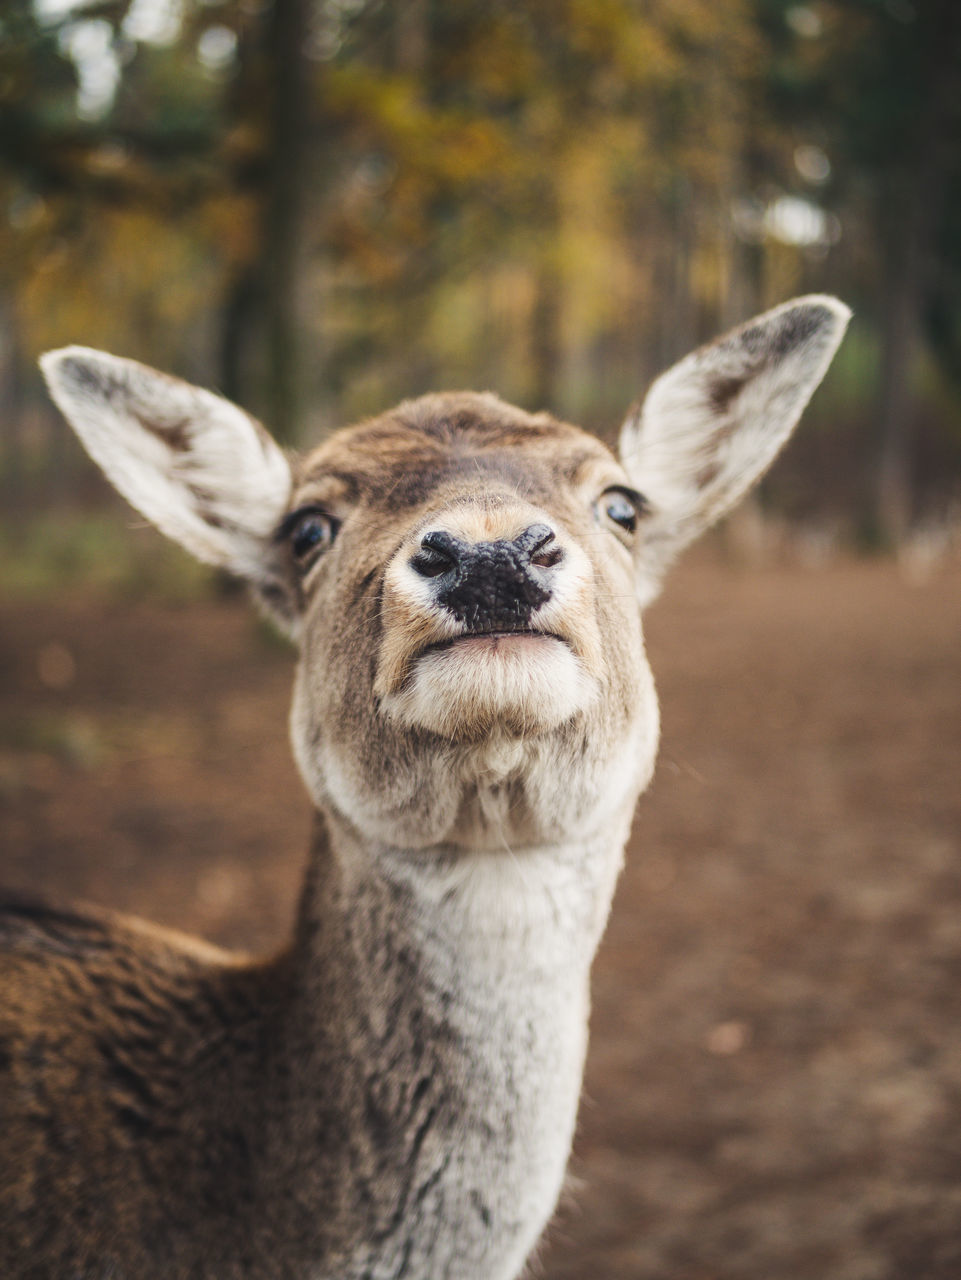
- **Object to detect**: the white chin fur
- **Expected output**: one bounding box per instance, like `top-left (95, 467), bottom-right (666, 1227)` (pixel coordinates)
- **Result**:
top-left (381, 635), bottom-right (597, 738)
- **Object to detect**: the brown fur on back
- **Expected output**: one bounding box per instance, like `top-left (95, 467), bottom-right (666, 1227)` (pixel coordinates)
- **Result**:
top-left (0, 893), bottom-right (294, 1278)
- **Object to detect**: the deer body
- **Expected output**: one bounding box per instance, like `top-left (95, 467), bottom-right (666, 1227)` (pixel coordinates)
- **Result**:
top-left (2, 828), bottom-right (608, 1278)
top-left (3, 819), bottom-right (633, 1279)
top-left (1, 298), bottom-right (848, 1278)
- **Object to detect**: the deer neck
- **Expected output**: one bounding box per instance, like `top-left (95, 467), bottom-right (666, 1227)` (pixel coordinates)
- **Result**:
top-left (274, 805), bottom-right (632, 1279)
top-left (293, 800), bottom-right (633, 993)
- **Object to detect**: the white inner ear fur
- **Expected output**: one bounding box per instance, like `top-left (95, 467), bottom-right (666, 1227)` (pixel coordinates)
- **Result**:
top-left (619, 295), bottom-right (851, 602)
top-left (40, 347), bottom-right (291, 580)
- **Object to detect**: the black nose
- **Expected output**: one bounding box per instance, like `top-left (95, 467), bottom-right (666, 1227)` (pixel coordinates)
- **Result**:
top-left (410, 523), bottom-right (563, 631)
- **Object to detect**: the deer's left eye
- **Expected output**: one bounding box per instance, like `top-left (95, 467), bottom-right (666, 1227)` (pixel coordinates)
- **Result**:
top-left (598, 487), bottom-right (645, 536)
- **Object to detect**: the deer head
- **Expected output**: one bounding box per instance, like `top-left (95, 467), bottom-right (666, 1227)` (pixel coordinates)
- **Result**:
top-left (41, 296), bottom-right (849, 862)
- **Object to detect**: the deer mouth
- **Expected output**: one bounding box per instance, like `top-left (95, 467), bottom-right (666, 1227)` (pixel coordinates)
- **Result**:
top-left (423, 629), bottom-right (569, 656)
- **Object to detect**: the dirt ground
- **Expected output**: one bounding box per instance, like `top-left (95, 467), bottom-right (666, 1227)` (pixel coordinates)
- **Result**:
top-left (2, 553), bottom-right (960, 1279)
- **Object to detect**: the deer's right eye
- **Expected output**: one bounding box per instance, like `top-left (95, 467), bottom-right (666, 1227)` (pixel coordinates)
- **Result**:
top-left (282, 509), bottom-right (340, 571)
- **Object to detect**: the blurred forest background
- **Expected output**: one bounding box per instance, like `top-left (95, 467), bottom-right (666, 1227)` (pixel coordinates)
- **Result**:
top-left (2, 0), bottom-right (961, 582)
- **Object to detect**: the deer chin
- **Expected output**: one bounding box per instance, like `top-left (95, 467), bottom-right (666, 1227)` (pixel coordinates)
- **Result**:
top-left (380, 631), bottom-right (599, 740)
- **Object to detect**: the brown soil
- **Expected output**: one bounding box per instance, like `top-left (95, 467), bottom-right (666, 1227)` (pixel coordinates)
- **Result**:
top-left (2, 554), bottom-right (960, 1279)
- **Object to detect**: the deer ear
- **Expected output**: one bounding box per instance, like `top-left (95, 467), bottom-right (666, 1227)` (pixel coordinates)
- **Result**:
top-left (619, 295), bottom-right (850, 603)
top-left (41, 347), bottom-right (295, 618)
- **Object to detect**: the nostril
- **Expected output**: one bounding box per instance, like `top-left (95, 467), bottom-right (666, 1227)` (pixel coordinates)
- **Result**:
top-left (530, 540), bottom-right (562, 569)
top-left (411, 530), bottom-right (461, 579)
top-left (411, 551), bottom-right (450, 578)
top-left (524, 524), bottom-right (564, 569)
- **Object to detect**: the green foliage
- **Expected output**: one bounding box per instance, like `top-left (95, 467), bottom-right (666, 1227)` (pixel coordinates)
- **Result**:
top-left (0, 509), bottom-right (212, 601)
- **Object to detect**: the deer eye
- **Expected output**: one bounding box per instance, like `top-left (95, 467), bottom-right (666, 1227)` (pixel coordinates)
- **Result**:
top-left (281, 508), bottom-right (340, 571)
top-left (598, 486), bottom-right (646, 537)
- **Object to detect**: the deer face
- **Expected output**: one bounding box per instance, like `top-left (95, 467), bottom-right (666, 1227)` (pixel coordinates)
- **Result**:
top-left (281, 394), bottom-right (655, 848)
top-left (41, 297), bottom-right (849, 852)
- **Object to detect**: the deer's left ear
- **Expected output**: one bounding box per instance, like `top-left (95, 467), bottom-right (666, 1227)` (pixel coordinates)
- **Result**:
top-left (40, 347), bottom-right (297, 626)
top-left (619, 295), bottom-right (850, 603)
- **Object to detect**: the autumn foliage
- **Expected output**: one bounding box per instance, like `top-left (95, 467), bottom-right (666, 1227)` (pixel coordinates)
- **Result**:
top-left (2, 0), bottom-right (960, 543)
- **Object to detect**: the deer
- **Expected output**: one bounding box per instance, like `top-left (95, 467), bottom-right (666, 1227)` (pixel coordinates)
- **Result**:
top-left (0, 296), bottom-right (848, 1279)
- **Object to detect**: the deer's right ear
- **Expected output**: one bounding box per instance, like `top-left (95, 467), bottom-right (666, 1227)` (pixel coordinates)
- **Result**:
top-left (41, 347), bottom-right (296, 624)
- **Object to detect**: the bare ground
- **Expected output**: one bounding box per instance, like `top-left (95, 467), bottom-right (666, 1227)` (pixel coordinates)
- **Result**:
top-left (1, 554), bottom-right (960, 1279)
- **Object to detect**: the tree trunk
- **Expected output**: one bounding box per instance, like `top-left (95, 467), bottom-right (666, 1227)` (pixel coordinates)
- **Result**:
top-left (873, 1), bottom-right (961, 544)
top-left (395, 0), bottom-right (428, 75)
top-left (0, 295), bottom-right (25, 519)
top-left (875, 193), bottom-right (924, 544)
top-left (262, 0), bottom-right (311, 443)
